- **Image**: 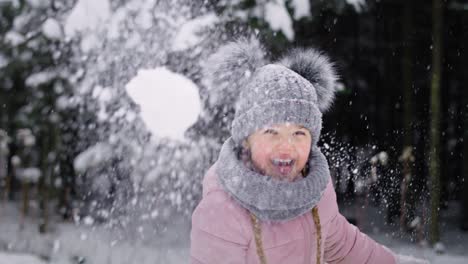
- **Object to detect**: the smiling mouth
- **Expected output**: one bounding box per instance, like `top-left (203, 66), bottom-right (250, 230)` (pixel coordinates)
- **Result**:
top-left (271, 158), bottom-right (295, 176)
top-left (272, 158), bottom-right (294, 166)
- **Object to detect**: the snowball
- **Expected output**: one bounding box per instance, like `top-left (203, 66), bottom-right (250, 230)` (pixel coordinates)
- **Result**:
top-left (42, 18), bottom-right (63, 40)
top-left (125, 68), bottom-right (201, 141)
top-left (171, 13), bottom-right (219, 52)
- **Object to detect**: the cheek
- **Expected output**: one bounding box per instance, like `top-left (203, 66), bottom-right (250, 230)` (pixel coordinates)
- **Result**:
top-left (296, 143), bottom-right (311, 164)
top-left (250, 142), bottom-right (272, 166)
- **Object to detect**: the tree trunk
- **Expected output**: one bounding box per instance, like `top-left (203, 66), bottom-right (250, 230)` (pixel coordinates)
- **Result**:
top-left (429, 0), bottom-right (443, 245)
top-left (38, 124), bottom-right (52, 233)
top-left (401, 0), bottom-right (415, 228)
top-left (21, 181), bottom-right (30, 230)
top-left (462, 13), bottom-right (468, 230)
top-left (463, 102), bottom-right (468, 230)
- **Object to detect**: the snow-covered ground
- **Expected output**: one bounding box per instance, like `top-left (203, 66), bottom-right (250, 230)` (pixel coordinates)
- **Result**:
top-left (340, 199), bottom-right (468, 264)
top-left (1, 200), bottom-right (467, 263)
top-left (0, 252), bottom-right (46, 264)
top-left (0, 202), bottom-right (189, 264)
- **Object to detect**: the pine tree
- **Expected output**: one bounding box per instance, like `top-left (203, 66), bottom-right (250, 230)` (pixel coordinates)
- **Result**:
top-left (429, 0), bottom-right (443, 245)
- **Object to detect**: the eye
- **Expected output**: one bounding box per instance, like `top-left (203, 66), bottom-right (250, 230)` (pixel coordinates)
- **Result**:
top-left (294, 130), bottom-right (307, 136)
top-left (264, 129), bottom-right (277, 135)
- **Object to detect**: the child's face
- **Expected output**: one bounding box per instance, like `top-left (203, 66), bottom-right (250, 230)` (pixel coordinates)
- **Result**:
top-left (245, 123), bottom-right (312, 182)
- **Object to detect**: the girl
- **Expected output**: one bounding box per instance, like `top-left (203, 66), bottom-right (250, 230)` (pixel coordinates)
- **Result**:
top-left (190, 38), bottom-right (428, 264)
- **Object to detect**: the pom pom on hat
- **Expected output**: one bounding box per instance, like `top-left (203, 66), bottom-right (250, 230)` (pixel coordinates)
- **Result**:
top-left (202, 36), bottom-right (267, 107)
top-left (279, 48), bottom-right (338, 112)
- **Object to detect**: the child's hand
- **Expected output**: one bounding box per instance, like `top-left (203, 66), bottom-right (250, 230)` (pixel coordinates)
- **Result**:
top-left (396, 254), bottom-right (430, 264)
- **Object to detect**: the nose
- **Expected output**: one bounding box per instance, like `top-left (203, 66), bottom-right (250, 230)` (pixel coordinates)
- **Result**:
top-left (276, 135), bottom-right (294, 152)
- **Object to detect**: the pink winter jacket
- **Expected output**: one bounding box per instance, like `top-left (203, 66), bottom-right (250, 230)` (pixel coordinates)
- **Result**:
top-left (190, 164), bottom-right (397, 264)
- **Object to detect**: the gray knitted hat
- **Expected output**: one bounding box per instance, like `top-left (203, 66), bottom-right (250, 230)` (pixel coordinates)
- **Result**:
top-left (204, 37), bottom-right (338, 146)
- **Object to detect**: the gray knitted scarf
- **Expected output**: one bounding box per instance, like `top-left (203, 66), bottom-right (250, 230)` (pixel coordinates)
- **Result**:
top-left (216, 137), bottom-right (330, 222)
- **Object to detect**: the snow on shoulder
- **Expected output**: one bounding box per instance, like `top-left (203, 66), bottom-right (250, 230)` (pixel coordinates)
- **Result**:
top-left (125, 68), bottom-right (201, 141)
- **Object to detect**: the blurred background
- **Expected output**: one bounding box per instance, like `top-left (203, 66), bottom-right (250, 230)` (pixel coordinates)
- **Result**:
top-left (0, 0), bottom-right (467, 263)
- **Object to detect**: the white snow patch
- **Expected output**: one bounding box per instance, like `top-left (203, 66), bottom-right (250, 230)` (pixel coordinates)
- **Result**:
top-left (134, 1), bottom-right (154, 30)
top-left (125, 68), bottom-right (201, 141)
top-left (291, 0), bottom-right (311, 19)
top-left (434, 242), bottom-right (446, 254)
top-left (64, 0), bottom-right (110, 52)
top-left (12, 13), bottom-right (31, 31)
top-left (5, 31), bottom-right (25, 46)
top-left (55, 95), bottom-right (70, 110)
top-left (16, 167), bottom-right (41, 183)
top-left (65, 0), bottom-right (110, 37)
top-left (41, 18), bottom-right (63, 40)
top-left (171, 13), bottom-right (219, 51)
top-left (0, 53), bottom-right (8, 68)
top-left (92, 85), bottom-right (113, 121)
top-left (92, 85), bottom-right (112, 102)
top-left (0, 129), bottom-right (9, 152)
top-left (264, 0), bottom-right (294, 40)
top-left (0, 252), bottom-right (46, 264)
top-left (26, 0), bottom-right (48, 8)
top-left (80, 34), bottom-right (100, 53)
top-left (106, 7), bottom-right (127, 40)
top-left (74, 142), bottom-right (113, 173)
top-left (16, 129), bottom-right (35, 147)
top-left (83, 216), bottom-right (95, 226)
top-left (346, 0), bottom-right (366, 12)
top-left (11, 155), bottom-right (20, 166)
top-left (25, 71), bottom-right (56, 87)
